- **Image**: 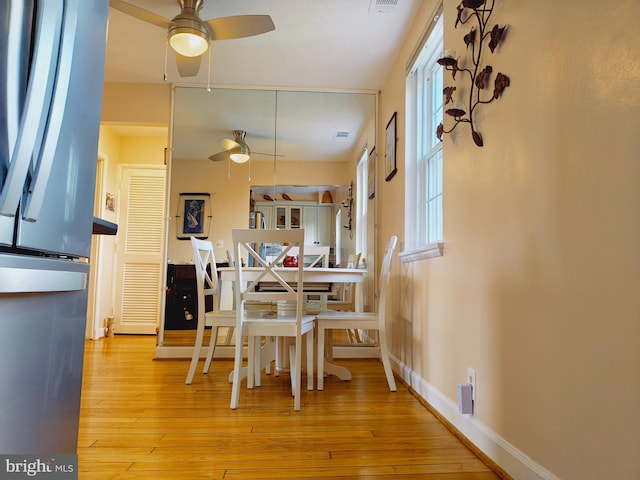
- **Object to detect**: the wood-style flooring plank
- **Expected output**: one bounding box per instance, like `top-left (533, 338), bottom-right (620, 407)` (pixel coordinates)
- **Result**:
top-left (78, 335), bottom-right (502, 479)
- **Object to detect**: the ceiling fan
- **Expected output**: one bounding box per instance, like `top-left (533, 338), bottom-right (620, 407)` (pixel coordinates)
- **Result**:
top-left (208, 130), bottom-right (280, 163)
top-left (109, 0), bottom-right (275, 77)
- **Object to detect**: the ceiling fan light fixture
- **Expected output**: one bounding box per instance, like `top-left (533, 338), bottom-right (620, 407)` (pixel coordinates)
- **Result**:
top-left (169, 31), bottom-right (209, 57)
top-left (230, 143), bottom-right (250, 163)
top-left (168, 1), bottom-right (210, 57)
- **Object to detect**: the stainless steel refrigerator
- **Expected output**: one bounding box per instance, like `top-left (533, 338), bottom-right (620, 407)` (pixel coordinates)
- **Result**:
top-left (0, 0), bottom-right (109, 454)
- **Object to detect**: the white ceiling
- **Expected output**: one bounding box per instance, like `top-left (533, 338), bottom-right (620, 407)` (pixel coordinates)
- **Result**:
top-left (105, 0), bottom-right (421, 89)
top-left (103, 0), bottom-right (422, 163)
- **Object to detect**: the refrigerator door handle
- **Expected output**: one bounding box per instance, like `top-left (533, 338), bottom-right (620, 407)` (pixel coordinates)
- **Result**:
top-left (4, 1), bottom-right (30, 162)
top-left (0, 266), bottom-right (86, 293)
top-left (0, 2), bottom-right (63, 217)
top-left (23, 1), bottom-right (79, 222)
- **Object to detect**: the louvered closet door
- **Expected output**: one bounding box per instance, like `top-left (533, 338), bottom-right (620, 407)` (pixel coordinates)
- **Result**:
top-left (114, 166), bottom-right (167, 334)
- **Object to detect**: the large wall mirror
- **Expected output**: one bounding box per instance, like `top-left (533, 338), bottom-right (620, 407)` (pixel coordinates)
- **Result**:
top-left (160, 85), bottom-right (376, 352)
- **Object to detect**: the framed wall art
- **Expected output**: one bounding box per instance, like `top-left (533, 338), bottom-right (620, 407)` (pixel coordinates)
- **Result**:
top-left (384, 112), bottom-right (397, 181)
top-left (368, 147), bottom-right (376, 199)
top-left (105, 192), bottom-right (115, 212)
top-left (176, 192), bottom-right (211, 240)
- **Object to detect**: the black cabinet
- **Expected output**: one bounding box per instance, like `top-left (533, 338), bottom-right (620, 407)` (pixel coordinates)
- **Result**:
top-left (164, 264), bottom-right (199, 330)
top-left (164, 263), bottom-right (220, 330)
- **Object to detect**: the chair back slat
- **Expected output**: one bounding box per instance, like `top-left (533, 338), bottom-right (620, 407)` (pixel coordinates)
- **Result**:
top-left (191, 237), bottom-right (220, 313)
top-left (376, 235), bottom-right (398, 318)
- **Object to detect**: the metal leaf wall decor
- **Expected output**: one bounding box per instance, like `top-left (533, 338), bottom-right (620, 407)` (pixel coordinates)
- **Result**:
top-left (436, 0), bottom-right (510, 147)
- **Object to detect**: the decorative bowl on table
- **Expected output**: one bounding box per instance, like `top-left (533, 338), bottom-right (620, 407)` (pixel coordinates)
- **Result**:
top-left (283, 255), bottom-right (298, 267)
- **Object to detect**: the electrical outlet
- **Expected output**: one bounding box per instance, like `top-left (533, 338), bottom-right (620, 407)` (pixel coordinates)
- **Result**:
top-left (467, 368), bottom-right (476, 402)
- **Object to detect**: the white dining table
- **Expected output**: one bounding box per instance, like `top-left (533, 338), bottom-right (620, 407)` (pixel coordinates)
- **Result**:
top-left (218, 266), bottom-right (365, 286)
top-left (217, 266), bottom-right (366, 382)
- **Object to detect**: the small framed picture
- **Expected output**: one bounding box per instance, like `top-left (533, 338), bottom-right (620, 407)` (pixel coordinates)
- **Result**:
top-left (385, 112), bottom-right (397, 182)
top-left (105, 192), bottom-right (115, 212)
top-left (368, 147), bottom-right (376, 199)
top-left (177, 193), bottom-right (211, 240)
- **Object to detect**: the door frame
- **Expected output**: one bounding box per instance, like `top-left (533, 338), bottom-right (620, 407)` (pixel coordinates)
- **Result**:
top-left (86, 154), bottom-right (106, 339)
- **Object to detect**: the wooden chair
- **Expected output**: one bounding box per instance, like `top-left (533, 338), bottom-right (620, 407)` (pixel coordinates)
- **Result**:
top-left (316, 236), bottom-right (398, 391)
top-left (185, 237), bottom-right (235, 385)
top-left (230, 229), bottom-right (315, 411)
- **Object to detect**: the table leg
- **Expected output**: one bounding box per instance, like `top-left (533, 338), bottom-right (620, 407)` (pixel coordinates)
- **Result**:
top-left (321, 329), bottom-right (352, 381)
top-left (323, 358), bottom-right (352, 380)
top-left (220, 280), bottom-right (234, 310)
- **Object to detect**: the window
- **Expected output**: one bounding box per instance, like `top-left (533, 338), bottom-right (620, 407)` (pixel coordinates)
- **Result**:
top-left (356, 148), bottom-right (368, 259)
top-left (404, 12), bottom-right (444, 260)
top-left (335, 209), bottom-right (342, 265)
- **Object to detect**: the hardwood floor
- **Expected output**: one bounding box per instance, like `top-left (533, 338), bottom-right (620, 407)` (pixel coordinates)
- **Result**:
top-left (79, 335), bottom-right (501, 479)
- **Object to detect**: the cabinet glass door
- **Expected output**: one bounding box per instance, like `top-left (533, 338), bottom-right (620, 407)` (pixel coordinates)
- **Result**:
top-left (276, 207), bottom-right (286, 229)
top-left (290, 207), bottom-right (301, 228)
top-left (276, 206), bottom-right (301, 229)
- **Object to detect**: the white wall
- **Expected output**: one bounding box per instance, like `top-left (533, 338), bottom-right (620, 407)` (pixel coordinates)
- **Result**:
top-left (378, 1), bottom-right (640, 479)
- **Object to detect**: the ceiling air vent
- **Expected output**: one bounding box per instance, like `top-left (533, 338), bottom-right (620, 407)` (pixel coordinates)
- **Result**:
top-left (335, 131), bottom-right (351, 139)
top-left (369, 0), bottom-right (399, 14)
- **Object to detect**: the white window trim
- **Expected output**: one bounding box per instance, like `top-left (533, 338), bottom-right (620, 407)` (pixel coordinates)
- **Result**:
top-left (399, 242), bottom-right (444, 263)
top-left (355, 148), bottom-right (368, 257)
top-left (403, 11), bottom-right (444, 263)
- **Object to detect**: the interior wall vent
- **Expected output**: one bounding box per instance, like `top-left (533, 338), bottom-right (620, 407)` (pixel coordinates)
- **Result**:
top-left (335, 131), bottom-right (351, 139)
top-left (369, 0), bottom-right (399, 13)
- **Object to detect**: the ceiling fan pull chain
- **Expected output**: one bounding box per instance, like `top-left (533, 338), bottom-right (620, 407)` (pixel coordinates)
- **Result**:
top-left (207, 44), bottom-right (211, 92)
top-left (273, 91), bottom-right (278, 198)
top-left (163, 39), bottom-right (169, 82)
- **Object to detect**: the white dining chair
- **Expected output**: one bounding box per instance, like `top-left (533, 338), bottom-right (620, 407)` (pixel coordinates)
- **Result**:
top-left (230, 229), bottom-right (315, 411)
top-left (315, 236), bottom-right (398, 391)
top-left (185, 237), bottom-right (236, 385)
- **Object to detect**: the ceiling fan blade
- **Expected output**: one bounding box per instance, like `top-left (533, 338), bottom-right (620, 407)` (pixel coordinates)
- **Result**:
top-left (208, 151), bottom-right (229, 162)
top-left (252, 151), bottom-right (285, 157)
top-left (176, 54), bottom-right (202, 77)
top-left (109, 0), bottom-right (169, 29)
top-left (219, 138), bottom-right (240, 151)
top-left (207, 15), bottom-right (275, 41)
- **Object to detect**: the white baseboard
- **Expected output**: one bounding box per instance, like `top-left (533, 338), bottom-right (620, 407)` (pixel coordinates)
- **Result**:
top-left (155, 344), bottom-right (239, 359)
top-left (155, 344), bottom-right (380, 359)
top-left (90, 327), bottom-right (106, 340)
top-left (393, 356), bottom-right (558, 480)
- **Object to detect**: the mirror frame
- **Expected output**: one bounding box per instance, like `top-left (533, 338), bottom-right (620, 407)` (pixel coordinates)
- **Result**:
top-left (157, 85), bottom-right (378, 353)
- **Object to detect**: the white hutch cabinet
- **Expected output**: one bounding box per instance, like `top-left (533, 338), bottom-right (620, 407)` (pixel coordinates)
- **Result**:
top-left (256, 202), bottom-right (333, 247)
